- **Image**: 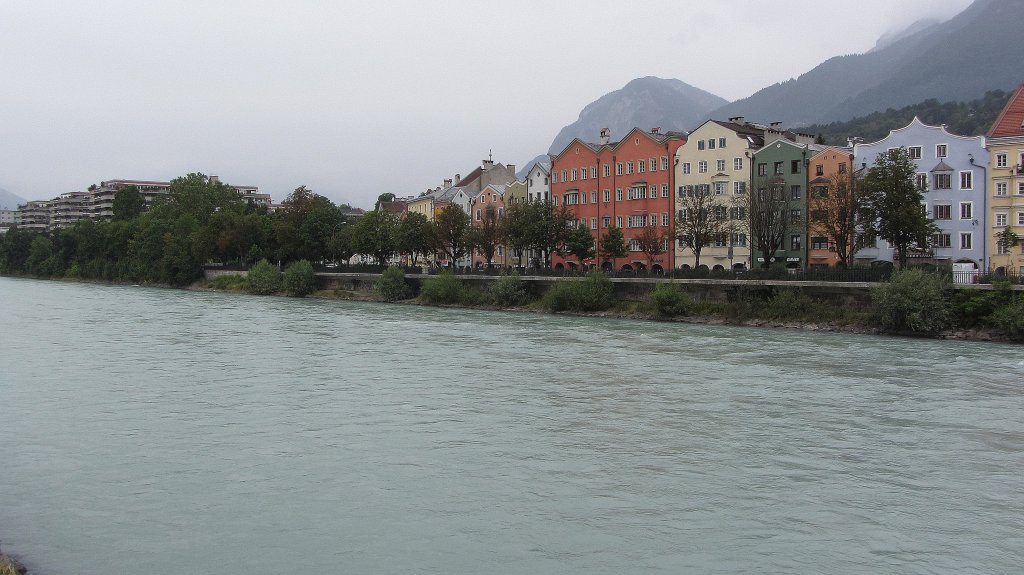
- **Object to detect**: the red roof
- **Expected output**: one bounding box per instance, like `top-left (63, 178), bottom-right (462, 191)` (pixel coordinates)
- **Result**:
top-left (988, 84), bottom-right (1024, 139)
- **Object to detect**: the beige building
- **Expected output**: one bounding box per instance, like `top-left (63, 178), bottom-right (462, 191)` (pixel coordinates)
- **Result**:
top-left (987, 84), bottom-right (1024, 274)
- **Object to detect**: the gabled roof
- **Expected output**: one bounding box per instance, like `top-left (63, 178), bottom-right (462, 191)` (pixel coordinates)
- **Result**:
top-left (455, 167), bottom-right (483, 187)
top-left (528, 161), bottom-right (551, 175)
top-left (988, 84), bottom-right (1024, 139)
top-left (860, 116), bottom-right (983, 147)
top-left (930, 160), bottom-right (955, 173)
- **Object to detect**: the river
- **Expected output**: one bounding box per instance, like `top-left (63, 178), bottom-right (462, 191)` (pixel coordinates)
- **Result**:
top-left (0, 276), bottom-right (1021, 574)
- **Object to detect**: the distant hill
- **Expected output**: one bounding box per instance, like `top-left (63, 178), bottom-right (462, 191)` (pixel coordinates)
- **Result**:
top-left (547, 76), bottom-right (727, 154)
top-left (0, 186), bottom-right (26, 210)
top-left (709, 0), bottom-right (1023, 127)
top-left (802, 90), bottom-right (1011, 146)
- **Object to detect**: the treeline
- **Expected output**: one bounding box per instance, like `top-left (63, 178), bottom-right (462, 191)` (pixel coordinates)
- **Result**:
top-left (804, 90), bottom-right (1011, 145)
top-left (0, 172), bottom-right (615, 285)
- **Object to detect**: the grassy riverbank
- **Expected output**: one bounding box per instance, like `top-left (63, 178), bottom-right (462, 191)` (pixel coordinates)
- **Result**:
top-left (0, 553), bottom-right (27, 575)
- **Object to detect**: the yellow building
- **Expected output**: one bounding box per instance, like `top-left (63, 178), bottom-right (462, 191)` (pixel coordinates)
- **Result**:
top-left (987, 84), bottom-right (1024, 274)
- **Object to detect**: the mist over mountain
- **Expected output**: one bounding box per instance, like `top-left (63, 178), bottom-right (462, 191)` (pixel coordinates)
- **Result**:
top-left (0, 186), bottom-right (26, 210)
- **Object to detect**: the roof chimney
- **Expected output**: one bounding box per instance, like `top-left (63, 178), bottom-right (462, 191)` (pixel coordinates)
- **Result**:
top-left (770, 122), bottom-right (783, 130)
top-left (455, 174), bottom-right (461, 184)
top-left (651, 127), bottom-right (660, 134)
top-left (209, 175), bottom-right (220, 184)
top-left (729, 117), bottom-right (745, 125)
top-left (507, 164), bottom-right (516, 175)
top-left (443, 178), bottom-right (452, 189)
top-left (600, 128), bottom-right (610, 145)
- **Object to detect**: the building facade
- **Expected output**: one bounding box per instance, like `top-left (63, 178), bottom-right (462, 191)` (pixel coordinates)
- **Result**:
top-left (750, 140), bottom-right (824, 270)
top-left (987, 84), bottom-right (1024, 275)
top-left (854, 117), bottom-right (988, 270)
top-left (806, 147), bottom-right (855, 267)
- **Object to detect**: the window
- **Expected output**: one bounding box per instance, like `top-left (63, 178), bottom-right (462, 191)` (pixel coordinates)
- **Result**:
top-left (960, 171), bottom-right (973, 190)
top-left (791, 235), bottom-right (802, 250)
top-left (581, 168), bottom-right (588, 180)
top-left (935, 173), bottom-right (952, 190)
top-left (719, 138), bottom-right (727, 148)
top-left (682, 162), bottom-right (691, 175)
top-left (1019, 182), bottom-right (1024, 195)
top-left (791, 160), bottom-right (801, 174)
top-left (628, 186), bottom-right (647, 200)
top-left (774, 161), bottom-right (784, 175)
top-left (661, 157), bottom-right (669, 170)
top-left (936, 144), bottom-right (948, 158)
top-left (717, 159), bottom-right (726, 172)
top-left (714, 182), bottom-right (727, 195)
top-left (564, 192), bottom-right (580, 205)
top-left (960, 202), bottom-right (973, 220)
top-left (996, 182), bottom-right (1008, 196)
top-left (590, 217), bottom-right (598, 230)
top-left (960, 232), bottom-right (972, 250)
top-left (562, 170), bottom-right (568, 181)
top-left (698, 161), bottom-right (708, 173)
top-left (637, 160), bottom-right (645, 173)
top-left (697, 140), bottom-right (705, 151)
top-left (1018, 212), bottom-right (1024, 226)
top-left (790, 185), bottom-right (801, 200)
top-left (815, 164), bottom-right (824, 176)
top-left (996, 153), bottom-right (1008, 168)
top-left (734, 181), bottom-right (746, 195)
top-left (713, 233), bottom-right (728, 248)
top-left (551, 172), bottom-right (558, 184)
top-left (616, 189), bottom-right (623, 201)
top-left (603, 216), bottom-right (610, 228)
top-left (649, 158), bottom-right (657, 172)
top-left (475, 209), bottom-right (481, 221)
top-left (628, 215), bottom-right (646, 228)
top-left (580, 191), bottom-right (586, 204)
top-left (732, 233), bottom-right (747, 247)
top-left (662, 213), bottom-right (670, 226)
top-left (708, 139), bottom-right (716, 150)
top-left (603, 189), bottom-right (610, 202)
top-left (660, 184), bottom-right (669, 198)
top-left (791, 209), bottom-right (802, 223)
top-left (758, 163), bottom-right (767, 176)
top-left (626, 161), bottom-right (634, 175)
top-left (591, 191), bottom-right (598, 203)
top-left (996, 213), bottom-right (1008, 227)
top-left (591, 167), bottom-right (597, 179)
top-left (932, 233), bottom-right (951, 248)
top-left (628, 239), bottom-right (641, 252)
top-left (915, 173), bottom-right (928, 191)
top-left (650, 214), bottom-right (659, 227)
top-left (571, 169), bottom-right (577, 181)
top-left (997, 241), bottom-right (1009, 255)
top-left (616, 216), bottom-right (622, 228)
top-left (932, 204), bottom-right (950, 219)
top-left (616, 163), bottom-right (623, 175)
top-left (908, 146), bottom-right (922, 160)
top-left (838, 163), bottom-right (847, 174)
top-left (603, 164), bottom-right (611, 177)
top-left (734, 158), bottom-right (743, 171)
top-left (812, 236), bottom-right (828, 250)
top-left (729, 207), bottom-right (746, 220)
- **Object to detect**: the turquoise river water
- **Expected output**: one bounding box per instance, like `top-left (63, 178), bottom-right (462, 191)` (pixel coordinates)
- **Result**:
top-left (0, 276), bottom-right (1022, 574)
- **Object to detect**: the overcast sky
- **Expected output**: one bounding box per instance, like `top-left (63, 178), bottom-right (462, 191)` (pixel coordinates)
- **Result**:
top-left (0, 0), bottom-right (973, 208)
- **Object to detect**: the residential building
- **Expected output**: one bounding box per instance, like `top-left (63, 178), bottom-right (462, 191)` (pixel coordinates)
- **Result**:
top-left (467, 184), bottom-right (508, 269)
top-left (853, 117), bottom-right (988, 270)
top-left (551, 127), bottom-right (685, 271)
top-left (525, 161), bottom-right (551, 202)
top-left (50, 191), bottom-right (93, 229)
top-left (0, 208), bottom-right (20, 234)
top-left (16, 200), bottom-right (52, 232)
top-left (987, 84), bottom-right (1024, 274)
top-left (750, 140), bottom-right (824, 270)
top-left (806, 147), bottom-right (855, 267)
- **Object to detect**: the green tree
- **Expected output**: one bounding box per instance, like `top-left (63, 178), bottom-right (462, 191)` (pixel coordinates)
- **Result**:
top-left (809, 171), bottom-right (866, 268)
top-left (434, 204), bottom-right (471, 268)
top-left (112, 185), bottom-right (145, 220)
top-left (282, 259), bottom-right (316, 296)
top-left (247, 259), bottom-right (281, 295)
top-left (748, 176), bottom-right (798, 270)
top-left (860, 148), bottom-right (938, 269)
top-left (353, 209), bottom-right (398, 266)
top-left (374, 193), bottom-right (396, 211)
top-left (565, 222), bottom-right (596, 269)
top-left (600, 226), bottom-right (628, 264)
top-left (328, 224), bottom-right (356, 265)
top-left (527, 200), bottom-right (574, 267)
top-left (499, 201), bottom-right (531, 267)
top-left (468, 205), bottom-right (501, 268)
top-left (395, 211), bottom-right (435, 267)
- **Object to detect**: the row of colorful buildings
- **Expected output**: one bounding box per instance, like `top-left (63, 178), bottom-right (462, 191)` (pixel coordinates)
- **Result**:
top-left (392, 84), bottom-right (1024, 276)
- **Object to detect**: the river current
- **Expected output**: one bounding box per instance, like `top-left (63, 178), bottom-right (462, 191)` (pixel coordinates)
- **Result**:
top-left (1, 277), bottom-right (1021, 574)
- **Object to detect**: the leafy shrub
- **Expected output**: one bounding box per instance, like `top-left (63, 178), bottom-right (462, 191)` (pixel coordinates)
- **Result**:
top-left (375, 266), bottom-right (414, 301)
top-left (282, 259), bottom-right (316, 297)
top-left (206, 274), bottom-right (248, 290)
top-left (542, 271), bottom-right (615, 312)
top-left (763, 289), bottom-right (816, 321)
top-left (651, 283), bottom-right (692, 318)
top-left (420, 271), bottom-right (464, 305)
top-left (247, 259), bottom-right (282, 295)
top-left (871, 268), bottom-right (951, 334)
top-left (988, 296), bottom-right (1024, 340)
top-left (490, 272), bottom-right (531, 307)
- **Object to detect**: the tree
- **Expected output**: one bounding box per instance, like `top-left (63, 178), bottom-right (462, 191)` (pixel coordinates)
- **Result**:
top-left (565, 223), bottom-right (596, 269)
top-left (434, 204), bottom-right (471, 268)
top-left (499, 202), bottom-right (531, 267)
top-left (600, 226), bottom-right (629, 264)
top-left (273, 186), bottom-right (341, 263)
top-left (395, 211), bottom-right (434, 267)
top-left (748, 176), bottom-right (796, 269)
top-left (996, 226), bottom-right (1020, 272)
top-left (675, 186), bottom-right (731, 268)
top-left (374, 193), bottom-right (396, 211)
top-left (527, 200), bottom-right (574, 267)
top-left (809, 171), bottom-right (867, 268)
top-left (860, 148), bottom-right (938, 269)
top-left (352, 209), bottom-right (398, 266)
top-left (112, 185), bottom-right (145, 220)
top-left (328, 224), bottom-right (356, 265)
top-left (468, 204), bottom-right (501, 268)
top-left (635, 226), bottom-right (667, 269)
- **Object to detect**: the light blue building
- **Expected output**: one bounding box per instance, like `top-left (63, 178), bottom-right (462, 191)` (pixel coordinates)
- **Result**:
top-left (854, 117), bottom-right (988, 271)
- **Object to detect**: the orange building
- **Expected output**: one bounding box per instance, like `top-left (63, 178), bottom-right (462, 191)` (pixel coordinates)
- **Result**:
top-left (550, 127), bottom-right (685, 272)
top-left (807, 147), bottom-right (855, 267)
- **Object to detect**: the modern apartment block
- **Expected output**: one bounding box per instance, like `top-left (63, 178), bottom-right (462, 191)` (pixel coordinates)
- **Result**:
top-left (987, 84), bottom-right (1024, 274)
top-left (853, 117), bottom-right (988, 270)
top-left (551, 127), bottom-right (685, 271)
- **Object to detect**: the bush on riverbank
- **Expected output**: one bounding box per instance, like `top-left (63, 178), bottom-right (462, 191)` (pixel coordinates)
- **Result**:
top-left (205, 274), bottom-right (248, 291)
top-left (489, 272), bottom-right (531, 307)
top-left (247, 259), bottom-right (281, 295)
top-left (282, 260), bottom-right (316, 297)
top-left (420, 271), bottom-right (471, 305)
top-left (542, 271), bottom-right (615, 312)
top-left (650, 283), bottom-right (692, 318)
top-left (375, 266), bottom-right (414, 301)
top-left (872, 268), bottom-right (951, 334)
